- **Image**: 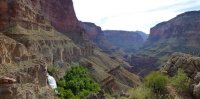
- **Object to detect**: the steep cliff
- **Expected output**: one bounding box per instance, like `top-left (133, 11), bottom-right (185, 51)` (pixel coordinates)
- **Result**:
top-left (79, 22), bottom-right (102, 41)
top-left (79, 22), bottom-right (115, 51)
top-left (0, 0), bottom-right (141, 98)
top-left (0, 0), bottom-right (80, 32)
top-left (103, 30), bottom-right (146, 53)
top-left (141, 11), bottom-right (200, 57)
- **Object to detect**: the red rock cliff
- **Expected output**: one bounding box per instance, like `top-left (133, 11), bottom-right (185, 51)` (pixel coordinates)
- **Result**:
top-left (142, 11), bottom-right (200, 56)
top-left (149, 11), bottom-right (200, 42)
top-left (0, 0), bottom-right (80, 33)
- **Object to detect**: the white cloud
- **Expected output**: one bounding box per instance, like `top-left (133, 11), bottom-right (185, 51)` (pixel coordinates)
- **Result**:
top-left (73, 0), bottom-right (200, 33)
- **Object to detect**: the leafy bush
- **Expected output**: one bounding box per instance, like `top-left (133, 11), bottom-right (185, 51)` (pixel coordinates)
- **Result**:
top-left (170, 69), bottom-right (190, 92)
top-left (57, 65), bottom-right (100, 99)
top-left (144, 71), bottom-right (169, 94)
top-left (57, 87), bottom-right (75, 99)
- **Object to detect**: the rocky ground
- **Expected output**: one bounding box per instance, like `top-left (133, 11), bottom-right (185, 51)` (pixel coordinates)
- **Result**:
top-left (162, 53), bottom-right (200, 99)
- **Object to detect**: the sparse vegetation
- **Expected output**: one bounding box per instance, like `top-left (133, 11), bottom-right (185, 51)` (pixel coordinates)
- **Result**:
top-left (128, 69), bottom-right (191, 99)
top-left (128, 85), bottom-right (153, 99)
top-left (171, 69), bottom-right (190, 92)
top-left (128, 71), bottom-right (170, 99)
top-left (57, 64), bottom-right (100, 99)
top-left (144, 71), bottom-right (169, 94)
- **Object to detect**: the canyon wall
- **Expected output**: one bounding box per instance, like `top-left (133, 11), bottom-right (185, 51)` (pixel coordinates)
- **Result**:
top-left (131, 11), bottom-right (200, 76)
top-left (144, 11), bottom-right (200, 56)
top-left (103, 30), bottom-right (146, 53)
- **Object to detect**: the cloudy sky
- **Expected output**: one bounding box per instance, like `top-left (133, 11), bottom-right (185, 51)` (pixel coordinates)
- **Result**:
top-left (73, 0), bottom-right (200, 34)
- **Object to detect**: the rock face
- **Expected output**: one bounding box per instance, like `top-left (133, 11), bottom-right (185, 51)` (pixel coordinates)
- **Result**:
top-left (149, 11), bottom-right (200, 43)
top-left (0, 34), bottom-right (28, 64)
top-left (0, 0), bottom-right (141, 98)
top-left (161, 53), bottom-right (200, 99)
top-left (41, 0), bottom-right (80, 33)
top-left (80, 22), bottom-right (115, 51)
top-left (0, 0), bottom-right (79, 33)
top-left (103, 30), bottom-right (146, 53)
top-left (0, 59), bottom-right (55, 98)
top-left (162, 53), bottom-right (200, 78)
top-left (80, 22), bottom-right (102, 41)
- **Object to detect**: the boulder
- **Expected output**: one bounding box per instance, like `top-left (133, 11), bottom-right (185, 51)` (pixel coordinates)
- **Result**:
top-left (193, 82), bottom-right (200, 99)
top-left (194, 72), bottom-right (200, 83)
top-left (0, 77), bottom-right (16, 85)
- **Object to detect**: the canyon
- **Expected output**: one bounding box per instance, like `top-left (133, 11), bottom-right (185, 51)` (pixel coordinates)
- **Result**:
top-left (0, 0), bottom-right (200, 98)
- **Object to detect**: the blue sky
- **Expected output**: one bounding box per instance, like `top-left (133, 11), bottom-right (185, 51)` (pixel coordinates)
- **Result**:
top-left (73, 0), bottom-right (200, 34)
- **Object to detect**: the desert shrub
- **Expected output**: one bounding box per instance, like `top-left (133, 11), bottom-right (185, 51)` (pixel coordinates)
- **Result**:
top-left (128, 85), bottom-right (153, 99)
top-left (57, 65), bottom-right (100, 99)
top-left (170, 69), bottom-right (190, 92)
top-left (144, 71), bottom-right (169, 94)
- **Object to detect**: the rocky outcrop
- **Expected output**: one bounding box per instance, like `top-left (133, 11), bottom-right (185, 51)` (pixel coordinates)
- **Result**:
top-left (162, 53), bottom-right (200, 78)
top-left (161, 53), bottom-right (200, 99)
top-left (0, 33), bottom-right (28, 64)
top-left (0, 58), bottom-right (57, 98)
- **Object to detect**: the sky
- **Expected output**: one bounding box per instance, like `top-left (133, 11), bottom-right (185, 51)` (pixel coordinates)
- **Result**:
top-left (73, 0), bottom-right (200, 34)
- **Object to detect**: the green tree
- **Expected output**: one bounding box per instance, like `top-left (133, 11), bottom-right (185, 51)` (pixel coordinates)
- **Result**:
top-left (57, 65), bottom-right (100, 99)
